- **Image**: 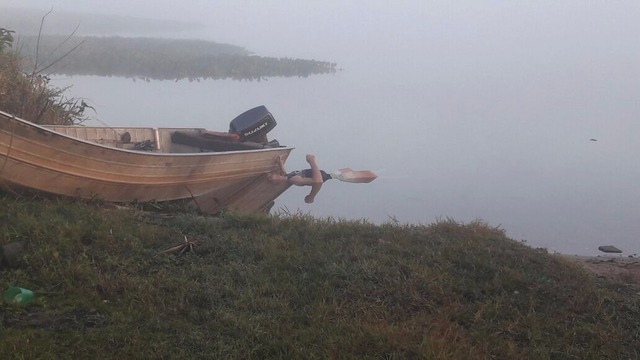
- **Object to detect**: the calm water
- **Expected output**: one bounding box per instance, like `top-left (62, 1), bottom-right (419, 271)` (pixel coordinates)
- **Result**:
top-left (48, 2), bottom-right (640, 256)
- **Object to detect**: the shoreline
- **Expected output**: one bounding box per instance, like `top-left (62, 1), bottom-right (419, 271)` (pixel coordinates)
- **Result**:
top-left (557, 254), bottom-right (640, 287)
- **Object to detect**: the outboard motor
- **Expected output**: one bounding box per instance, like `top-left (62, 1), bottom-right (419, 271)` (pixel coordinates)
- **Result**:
top-left (229, 105), bottom-right (277, 144)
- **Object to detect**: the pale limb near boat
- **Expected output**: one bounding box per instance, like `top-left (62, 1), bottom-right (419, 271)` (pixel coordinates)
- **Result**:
top-left (0, 106), bottom-right (292, 215)
top-left (331, 168), bottom-right (377, 183)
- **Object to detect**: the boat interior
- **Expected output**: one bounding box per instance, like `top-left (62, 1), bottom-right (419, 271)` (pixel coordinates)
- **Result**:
top-left (43, 105), bottom-right (283, 154)
top-left (44, 125), bottom-right (211, 153)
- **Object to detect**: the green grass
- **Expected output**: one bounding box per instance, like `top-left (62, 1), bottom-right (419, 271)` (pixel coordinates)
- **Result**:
top-left (0, 193), bottom-right (638, 359)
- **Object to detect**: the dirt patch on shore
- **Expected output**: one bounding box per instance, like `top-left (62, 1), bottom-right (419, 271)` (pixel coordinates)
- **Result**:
top-left (560, 255), bottom-right (640, 286)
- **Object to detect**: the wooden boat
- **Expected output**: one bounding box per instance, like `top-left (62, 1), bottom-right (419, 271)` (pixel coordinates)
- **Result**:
top-left (0, 109), bottom-right (292, 214)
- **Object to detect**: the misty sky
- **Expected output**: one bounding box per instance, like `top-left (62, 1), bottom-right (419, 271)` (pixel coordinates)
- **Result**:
top-left (4, 1), bottom-right (639, 101)
top-left (7, 1), bottom-right (640, 59)
top-left (6, 1), bottom-right (640, 107)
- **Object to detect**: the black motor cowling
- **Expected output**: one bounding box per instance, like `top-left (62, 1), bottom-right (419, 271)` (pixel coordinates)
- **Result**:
top-left (229, 105), bottom-right (277, 143)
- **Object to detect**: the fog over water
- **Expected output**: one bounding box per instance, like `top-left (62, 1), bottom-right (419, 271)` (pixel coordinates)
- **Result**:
top-left (5, 1), bottom-right (640, 255)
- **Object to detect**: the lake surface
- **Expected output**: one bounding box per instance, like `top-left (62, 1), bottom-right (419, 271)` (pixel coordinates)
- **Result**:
top-left (48, 2), bottom-right (640, 256)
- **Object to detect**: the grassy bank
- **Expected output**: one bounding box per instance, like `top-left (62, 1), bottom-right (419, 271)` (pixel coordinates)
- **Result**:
top-left (0, 193), bottom-right (638, 359)
top-left (0, 36), bottom-right (89, 125)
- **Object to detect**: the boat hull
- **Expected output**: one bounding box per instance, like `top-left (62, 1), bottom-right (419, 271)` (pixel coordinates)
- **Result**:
top-left (0, 110), bottom-right (292, 214)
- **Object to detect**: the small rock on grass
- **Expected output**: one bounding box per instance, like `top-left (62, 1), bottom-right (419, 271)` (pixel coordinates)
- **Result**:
top-left (1, 241), bottom-right (26, 267)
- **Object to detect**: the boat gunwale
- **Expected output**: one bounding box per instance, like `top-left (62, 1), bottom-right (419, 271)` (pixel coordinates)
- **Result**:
top-left (0, 109), bottom-right (294, 158)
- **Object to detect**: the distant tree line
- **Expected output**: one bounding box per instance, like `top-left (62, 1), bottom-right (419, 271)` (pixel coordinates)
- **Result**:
top-left (15, 35), bottom-right (337, 81)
